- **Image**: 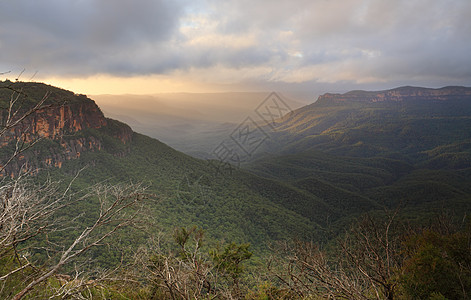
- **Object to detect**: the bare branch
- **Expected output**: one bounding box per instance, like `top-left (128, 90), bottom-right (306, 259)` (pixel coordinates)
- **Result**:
top-left (11, 182), bottom-right (147, 300)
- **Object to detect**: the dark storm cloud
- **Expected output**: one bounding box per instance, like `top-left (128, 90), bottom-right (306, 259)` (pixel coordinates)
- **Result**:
top-left (0, 0), bottom-right (185, 75)
top-left (1, 0), bottom-right (470, 86)
top-left (205, 0), bottom-right (471, 84)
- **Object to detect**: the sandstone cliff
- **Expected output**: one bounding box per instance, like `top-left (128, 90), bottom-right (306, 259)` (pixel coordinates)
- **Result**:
top-left (316, 86), bottom-right (471, 105)
top-left (0, 81), bottom-right (133, 177)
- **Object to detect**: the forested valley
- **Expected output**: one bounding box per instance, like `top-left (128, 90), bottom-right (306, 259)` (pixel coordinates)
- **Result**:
top-left (1, 81), bottom-right (470, 299)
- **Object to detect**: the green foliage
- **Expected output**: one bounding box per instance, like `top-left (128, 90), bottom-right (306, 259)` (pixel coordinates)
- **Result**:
top-left (173, 225), bottom-right (205, 259)
top-left (211, 242), bottom-right (252, 282)
top-left (33, 130), bottom-right (326, 261)
top-left (142, 225), bottom-right (253, 299)
top-left (401, 222), bottom-right (471, 299)
top-left (0, 251), bottom-right (32, 298)
top-left (0, 80), bottom-right (95, 107)
top-left (245, 281), bottom-right (295, 300)
top-left (429, 292), bottom-right (449, 300)
top-left (261, 214), bottom-right (471, 300)
top-left (0, 250), bottom-right (132, 300)
top-left (262, 90), bottom-right (471, 160)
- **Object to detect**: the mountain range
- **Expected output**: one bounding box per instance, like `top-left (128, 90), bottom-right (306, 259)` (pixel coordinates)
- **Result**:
top-left (1, 81), bottom-right (470, 255)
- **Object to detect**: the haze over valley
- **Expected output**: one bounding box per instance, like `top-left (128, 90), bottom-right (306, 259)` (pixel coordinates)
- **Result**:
top-left (92, 92), bottom-right (305, 157)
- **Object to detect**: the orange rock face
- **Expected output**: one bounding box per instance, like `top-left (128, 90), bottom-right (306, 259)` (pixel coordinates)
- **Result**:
top-left (316, 86), bottom-right (471, 105)
top-left (0, 97), bottom-right (132, 177)
top-left (1, 100), bottom-right (107, 145)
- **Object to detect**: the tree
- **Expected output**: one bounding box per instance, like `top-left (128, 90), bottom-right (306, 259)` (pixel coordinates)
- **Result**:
top-left (401, 218), bottom-right (471, 299)
top-left (0, 81), bottom-right (149, 299)
top-left (134, 226), bottom-right (252, 299)
top-left (210, 242), bottom-right (252, 296)
top-left (338, 213), bottom-right (403, 299)
top-left (135, 226), bottom-right (213, 299)
top-left (0, 80), bottom-right (55, 175)
top-left (268, 212), bottom-right (404, 300)
top-left (0, 175), bottom-right (148, 299)
top-left (269, 211), bottom-right (471, 300)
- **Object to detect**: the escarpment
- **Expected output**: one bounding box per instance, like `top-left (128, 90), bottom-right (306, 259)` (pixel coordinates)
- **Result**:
top-left (0, 81), bottom-right (133, 177)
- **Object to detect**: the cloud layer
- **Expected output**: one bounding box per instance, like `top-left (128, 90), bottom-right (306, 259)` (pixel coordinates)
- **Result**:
top-left (1, 0), bottom-right (470, 90)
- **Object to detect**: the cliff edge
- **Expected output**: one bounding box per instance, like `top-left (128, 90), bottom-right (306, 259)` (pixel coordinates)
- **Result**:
top-left (0, 81), bottom-right (133, 176)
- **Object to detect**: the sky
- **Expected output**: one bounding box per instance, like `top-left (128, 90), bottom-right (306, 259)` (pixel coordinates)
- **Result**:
top-left (1, 0), bottom-right (470, 99)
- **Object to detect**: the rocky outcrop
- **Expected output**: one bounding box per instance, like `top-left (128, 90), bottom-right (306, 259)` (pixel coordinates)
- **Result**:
top-left (0, 82), bottom-right (133, 177)
top-left (1, 100), bottom-right (107, 146)
top-left (316, 86), bottom-right (471, 105)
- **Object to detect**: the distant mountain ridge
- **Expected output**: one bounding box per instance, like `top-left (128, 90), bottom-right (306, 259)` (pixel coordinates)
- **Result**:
top-left (316, 86), bottom-right (471, 105)
top-left (258, 86), bottom-right (471, 163)
top-left (243, 85), bottom-right (471, 217)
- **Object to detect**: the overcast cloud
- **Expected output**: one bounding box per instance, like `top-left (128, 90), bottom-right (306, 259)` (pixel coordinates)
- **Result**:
top-left (0, 0), bottom-right (470, 92)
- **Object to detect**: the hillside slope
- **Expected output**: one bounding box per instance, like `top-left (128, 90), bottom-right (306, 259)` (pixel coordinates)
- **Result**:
top-left (261, 86), bottom-right (471, 162)
top-left (3, 82), bottom-right (470, 257)
top-left (0, 81), bottom-right (350, 254)
top-left (244, 86), bottom-right (471, 215)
